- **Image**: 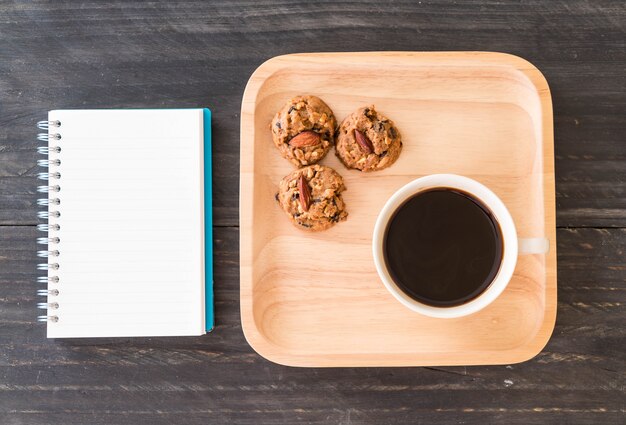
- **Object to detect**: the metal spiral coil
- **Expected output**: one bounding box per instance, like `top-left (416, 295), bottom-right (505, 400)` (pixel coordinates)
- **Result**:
top-left (37, 276), bottom-right (59, 284)
top-left (37, 289), bottom-right (59, 296)
top-left (37, 185), bottom-right (60, 193)
top-left (37, 120), bottom-right (61, 130)
top-left (37, 133), bottom-right (61, 142)
top-left (37, 172), bottom-right (61, 180)
top-left (37, 146), bottom-right (61, 155)
top-left (37, 250), bottom-right (60, 258)
top-left (37, 223), bottom-right (60, 232)
top-left (37, 119), bottom-right (62, 325)
top-left (37, 315), bottom-right (59, 323)
top-left (37, 211), bottom-right (61, 219)
top-left (37, 159), bottom-right (61, 167)
top-left (37, 198), bottom-right (60, 206)
top-left (37, 237), bottom-right (60, 244)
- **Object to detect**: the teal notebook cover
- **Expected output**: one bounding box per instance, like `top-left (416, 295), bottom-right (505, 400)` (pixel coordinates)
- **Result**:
top-left (203, 108), bottom-right (214, 332)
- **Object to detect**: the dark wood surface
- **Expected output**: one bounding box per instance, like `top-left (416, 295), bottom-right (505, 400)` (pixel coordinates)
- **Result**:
top-left (0, 1), bottom-right (624, 424)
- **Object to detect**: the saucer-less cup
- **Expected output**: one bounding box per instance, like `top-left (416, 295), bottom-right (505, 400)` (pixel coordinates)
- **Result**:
top-left (372, 174), bottom-right (549, 319)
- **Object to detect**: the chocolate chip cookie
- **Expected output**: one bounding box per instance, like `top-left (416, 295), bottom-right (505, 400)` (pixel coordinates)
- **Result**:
top-left (271, 95), bottom-right (337, 167)
top-left (335, 105), bottom-right (402, 172)
top-left (275, 165), bottom-right (348, 231)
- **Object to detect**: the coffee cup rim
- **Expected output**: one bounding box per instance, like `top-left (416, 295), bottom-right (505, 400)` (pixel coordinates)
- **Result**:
top-left (372, 174), bottom-right (518, 318)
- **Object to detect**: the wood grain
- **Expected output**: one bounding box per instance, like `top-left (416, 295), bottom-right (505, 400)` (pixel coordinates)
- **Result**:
top-left (0, 226), bottom-right (623, 425)
top-left (0, 0), bottom-right (624, 423)
top-left (240, 52), bottom-right (557, 366)
top-left (0, 0), bottom-right (624, 228)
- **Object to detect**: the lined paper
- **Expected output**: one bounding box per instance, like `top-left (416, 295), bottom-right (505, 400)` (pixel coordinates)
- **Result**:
top-left (46, 109), bottom-right (205, 337)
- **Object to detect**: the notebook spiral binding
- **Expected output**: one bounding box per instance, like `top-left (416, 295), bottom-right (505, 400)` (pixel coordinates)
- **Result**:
top-left (36, 120), bottom-right (62, 324)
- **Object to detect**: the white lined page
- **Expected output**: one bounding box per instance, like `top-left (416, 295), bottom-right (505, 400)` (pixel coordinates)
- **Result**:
top-left (46, 109), bottom-right (204, 337)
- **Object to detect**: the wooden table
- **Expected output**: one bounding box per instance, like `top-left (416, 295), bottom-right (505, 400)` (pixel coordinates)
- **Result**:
top-left (1, 1), bottom-right (623, 424)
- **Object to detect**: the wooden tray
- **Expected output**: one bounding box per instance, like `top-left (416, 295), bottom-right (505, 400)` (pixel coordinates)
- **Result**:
top-left (240, 52), bottom-right (556, 367)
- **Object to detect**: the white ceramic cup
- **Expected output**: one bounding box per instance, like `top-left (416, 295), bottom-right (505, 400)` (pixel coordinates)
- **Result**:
top-left (372, 174), bottom-right (549, 319)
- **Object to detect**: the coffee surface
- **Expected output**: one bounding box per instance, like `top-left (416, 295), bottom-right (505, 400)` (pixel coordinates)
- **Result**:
top-left (383, 189), bottom-right (503, 307)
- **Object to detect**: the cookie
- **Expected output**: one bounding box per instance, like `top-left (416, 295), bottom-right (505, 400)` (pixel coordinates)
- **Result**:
top-left (275, 165), bottom-right (348, 231)
top-left (271, 95), bottom-right (337, 167)
top-left (335, 105), bottom-right (402, 172)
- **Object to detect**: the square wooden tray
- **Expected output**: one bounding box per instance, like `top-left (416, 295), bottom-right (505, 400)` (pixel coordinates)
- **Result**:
top-left (240, 52), bottom-right (556, 367)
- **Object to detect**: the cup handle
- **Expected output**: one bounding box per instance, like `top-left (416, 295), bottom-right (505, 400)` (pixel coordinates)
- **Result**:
top-left (518, 237), bottom-right (550, 255)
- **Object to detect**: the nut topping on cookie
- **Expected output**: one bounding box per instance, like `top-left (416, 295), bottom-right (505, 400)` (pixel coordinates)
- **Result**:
top-left (297, 175), bottom-right (312, 212)
top-left (354, 129), bottom-right (374, 154)
top-left (289, 131), bottom-right (320, 148)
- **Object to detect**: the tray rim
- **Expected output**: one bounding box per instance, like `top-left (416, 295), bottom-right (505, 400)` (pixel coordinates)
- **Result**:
top-left (239, 51), bottom-right (556, 367)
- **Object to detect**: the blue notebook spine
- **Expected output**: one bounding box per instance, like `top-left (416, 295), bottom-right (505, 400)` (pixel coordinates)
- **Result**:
top-left (36, 119), bottom-right (62, 324)
top-left (203, 108), bottom-right (214, 332)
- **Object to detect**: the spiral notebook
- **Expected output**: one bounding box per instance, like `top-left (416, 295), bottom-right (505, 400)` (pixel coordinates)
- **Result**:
top-left (36, 109), bottom-right (213, 338)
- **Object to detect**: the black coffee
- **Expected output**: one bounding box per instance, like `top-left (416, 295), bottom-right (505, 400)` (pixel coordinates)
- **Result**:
top-left (383, 189), bottom-right (503, 307)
